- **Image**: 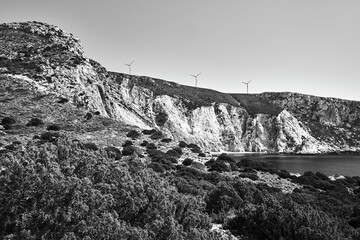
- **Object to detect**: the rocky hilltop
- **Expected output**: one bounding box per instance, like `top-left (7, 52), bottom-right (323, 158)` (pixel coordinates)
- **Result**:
top-left (1, 21), bottom-right (360, 153)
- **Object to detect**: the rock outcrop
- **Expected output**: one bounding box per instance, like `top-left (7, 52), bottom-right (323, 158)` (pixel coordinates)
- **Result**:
top-left (1, 21), bottom-right (359, 153)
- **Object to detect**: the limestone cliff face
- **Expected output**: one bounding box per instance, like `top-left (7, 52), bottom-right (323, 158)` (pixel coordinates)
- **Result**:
top-left (1, 21), bottom-right (359, 153)
top-left (258, 92), bottom-right (360, 152)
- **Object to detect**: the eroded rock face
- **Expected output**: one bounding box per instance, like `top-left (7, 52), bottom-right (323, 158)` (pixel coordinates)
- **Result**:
top-left (1, 22), bottom-right (359, 153)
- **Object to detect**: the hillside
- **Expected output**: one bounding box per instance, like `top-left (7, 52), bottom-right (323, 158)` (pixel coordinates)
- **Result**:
top-left (1, 21), bottom-right (360, 154)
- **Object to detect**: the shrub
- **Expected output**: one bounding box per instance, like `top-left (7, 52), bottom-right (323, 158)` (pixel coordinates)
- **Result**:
top-left (46, 124), bottom-right (60, 131)
top-left (146, 142), bottom-right (157, 150)
top-left (104, 146), bottom-right (122, 160)
top-left (191, 148), bottom-right (202, 153)
top-left (122, 146), bottom-right (135, 156)
top-left (26, 118), bottom-right (44, 127)
top-left (188, 143), bottom-right (200, 149)
top-left (122, 140), bottom-right (133, 147)
top-left (166, 147), bottom-right (183, 159)
top-left (140, 140), bottom-right (149, 147)
top-left (209, 161), bottom-right (230, 172)
top-left (142, 129), bottom-right (157, 135)
top-left (178, 141), bottom-right (187, 148)
top-left (40, 131), bottom-right (60, 142)
top-left (149, 162), bottom-right (165, 173)
top-left (161, 138), bottom-right (172, 143)
top-left (57, 97), bottom-right (69, 103)
top-left (126, 130), bottom-right (140, 139)
top-left (82, 142), bottom-right (98, 151)
top-left (205, 159), bottom-right (216, 167)
top-left (198, 152), bottom-right (206, 157)
top-left (315, 172), bottom-right (330, 181)
top-left (1, 117), bottom-right (16, 125)
top-left (183, 158), bottom-right (193, 166)
top-left (191, 162), bottom-right (206, 171)
top-left (155, 112), bottom-right (168, 126)
top-left (278, 169), bottom-right (291, 179)
top-left (84, 112), bottom-right (92, 120)
top-left (150, 131), bottom-right (164, 140)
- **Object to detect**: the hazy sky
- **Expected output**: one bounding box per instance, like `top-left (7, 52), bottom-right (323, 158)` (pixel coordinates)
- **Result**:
top-left (1, 0), bottom-right (360, 100)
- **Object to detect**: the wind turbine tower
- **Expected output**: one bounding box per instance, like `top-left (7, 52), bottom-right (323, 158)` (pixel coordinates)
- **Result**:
top-left (191, 72), bottom-right (201, 87)
top-left (124, 60), bottom-right (134, 75)
top-left (242, 79), bottom-right (252, 94)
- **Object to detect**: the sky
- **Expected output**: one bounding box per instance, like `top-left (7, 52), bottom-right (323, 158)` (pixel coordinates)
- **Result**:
top-left (1, 0), bottom-right (360, 101)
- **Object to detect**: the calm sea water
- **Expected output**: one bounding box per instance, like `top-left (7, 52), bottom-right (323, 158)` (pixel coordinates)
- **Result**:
top-left (227, 153), bottom-right (360, 177)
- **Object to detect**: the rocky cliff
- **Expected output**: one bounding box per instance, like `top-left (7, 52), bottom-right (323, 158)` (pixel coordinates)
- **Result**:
top-left (1, 21), bottom-right (360, 153)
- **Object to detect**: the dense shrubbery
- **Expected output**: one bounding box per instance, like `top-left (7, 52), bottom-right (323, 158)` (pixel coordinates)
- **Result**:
top-left (1, 137), bottom-right (360, 239)
top-left (0, 139), bottom-right (219, 239)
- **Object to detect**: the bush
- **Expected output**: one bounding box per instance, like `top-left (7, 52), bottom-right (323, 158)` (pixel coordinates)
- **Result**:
top-left (126, 130), bottom-right (140, 139)
top-left (278, 169), bottom-right (291, 179)
top-left (155, 112), bottom-right (168, 126)
top-left (26, 118), bottom-right (44, 127)
top-left (142, 129), bottom-right (157, 135)
top-left (122, 146), bottom-right (135, 156)
top-left (187, 143), bottom-right (200, 149)
top-left (46, 124), bottom-right (61, 131)
top-left (209, 161), bottom-right (230, 172)
top-left (146, 142), bottom-right (157, 150)
top-left (191, 148), bottom-right (202, 153)
top-left (150, 131), bottom-right (164, 140)
top-left (178, 141), bottom-right (187, 148)
top-left (161, 138), bottom-right (172, 143)
top-left (122, 140), bottom-right (133, 147)
top-left (182, 158), bottom-right (193, 166)
top-left (140, 140), bottom-right (149, 147)
top-left (82, 142), bottom-right (98, 151)
top-left (84, 112), bottom-right (92, 120)
top-left (40, 131), bottom-right (60, 142)
top-left (198, 152), bottom-right (206, 157)
top-left (205, 159), bottom-right (216, 167)
top-left (104, 146), bottom-right (122, 160)
top-left (191, 162), bottom-right (206, 171)
top-left (149, 162), bottom-right (165, 173)
top-left (1, 116), bottom-right (16, 125)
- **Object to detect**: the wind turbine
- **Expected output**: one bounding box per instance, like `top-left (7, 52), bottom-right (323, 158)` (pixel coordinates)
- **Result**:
top-left (124, 60), bottom-right (134, 75)
top-left (242, 79), bottom-right (252, 94)
top-left (191, 72), bottom-right (201, 87)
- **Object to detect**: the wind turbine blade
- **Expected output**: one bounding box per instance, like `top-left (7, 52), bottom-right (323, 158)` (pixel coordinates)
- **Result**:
top-left (242, 82), bottom-right (247, 84)
top-left (196, 72), bottom-right (201, 77)
top-left (130, 60), bottom-right (135, 65)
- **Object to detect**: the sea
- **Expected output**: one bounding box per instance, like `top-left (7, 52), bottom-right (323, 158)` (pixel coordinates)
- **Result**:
top-left (225, 153), bottom-right (360, 177)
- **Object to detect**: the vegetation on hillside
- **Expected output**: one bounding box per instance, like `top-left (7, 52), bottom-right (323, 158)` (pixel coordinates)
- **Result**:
top-left (1, 138), bottom-right (360, 239)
